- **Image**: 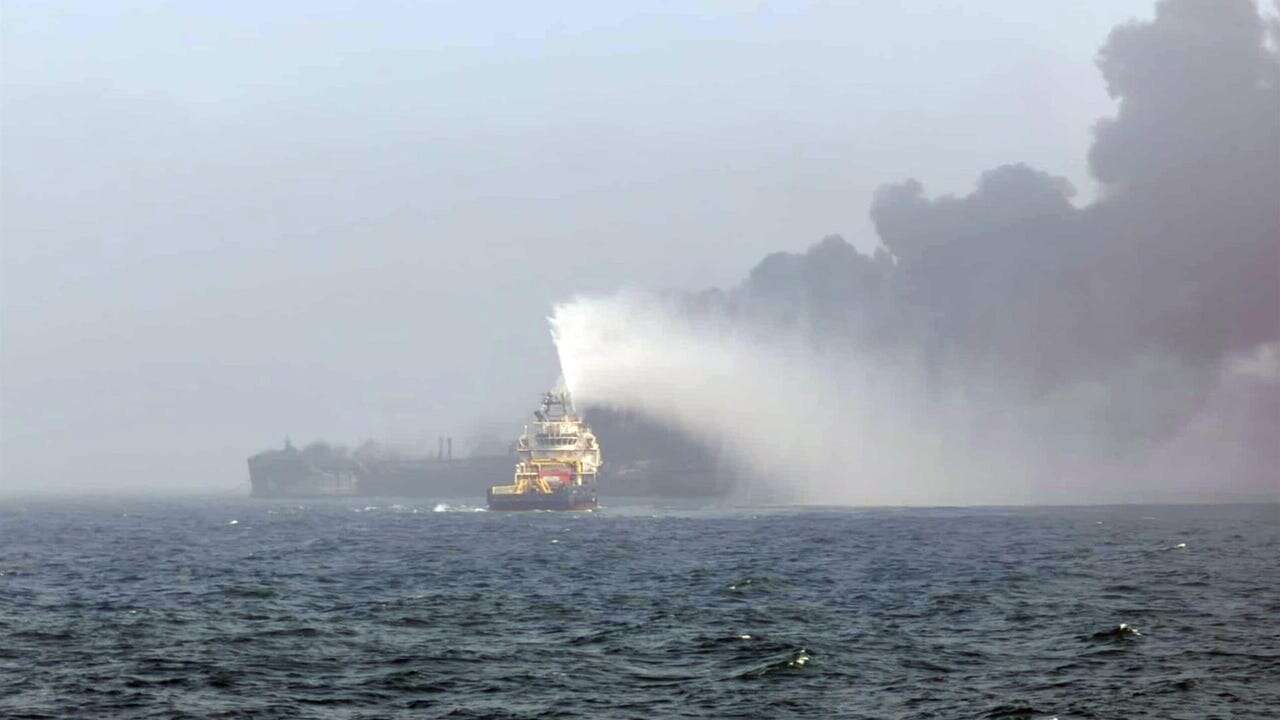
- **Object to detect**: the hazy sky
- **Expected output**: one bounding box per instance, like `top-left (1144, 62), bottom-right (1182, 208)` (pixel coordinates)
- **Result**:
top-left (4, 0), bottom-right (1169, 493)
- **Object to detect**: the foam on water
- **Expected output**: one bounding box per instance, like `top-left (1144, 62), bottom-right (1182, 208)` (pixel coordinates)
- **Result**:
top-left (433, 502), bottom-right (486, 513)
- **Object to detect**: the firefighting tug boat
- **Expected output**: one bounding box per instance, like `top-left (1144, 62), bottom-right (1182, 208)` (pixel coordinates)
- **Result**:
top-left (487, 390), bottom-right (600, 511)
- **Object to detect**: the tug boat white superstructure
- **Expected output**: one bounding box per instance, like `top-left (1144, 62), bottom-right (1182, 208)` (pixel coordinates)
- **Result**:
top-left (487, 391), bottom-right (601, 510)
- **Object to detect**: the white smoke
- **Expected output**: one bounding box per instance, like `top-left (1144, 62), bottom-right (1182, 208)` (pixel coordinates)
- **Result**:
top-left (550, 292), bottom-right (1038, 505)
top-left (549, 292), bottom-right (1279, 506)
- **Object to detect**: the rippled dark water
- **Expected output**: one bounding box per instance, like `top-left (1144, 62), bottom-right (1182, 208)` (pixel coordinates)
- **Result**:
top-left (1, 499), bottom-right (1277, 719)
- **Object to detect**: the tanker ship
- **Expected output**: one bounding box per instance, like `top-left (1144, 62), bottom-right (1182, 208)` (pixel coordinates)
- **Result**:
top-left (248, 437), bottom-right (511, 498)
top-left (487, 390), bottom-right (600, 510)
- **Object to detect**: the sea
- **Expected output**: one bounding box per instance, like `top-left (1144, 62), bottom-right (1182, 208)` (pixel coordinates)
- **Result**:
top-left (1, 498), bottom-right (1277, 719)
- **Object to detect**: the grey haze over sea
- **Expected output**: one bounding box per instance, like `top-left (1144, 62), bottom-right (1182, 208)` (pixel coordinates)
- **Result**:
top-left (2, 497), bottom-right (1276, 719)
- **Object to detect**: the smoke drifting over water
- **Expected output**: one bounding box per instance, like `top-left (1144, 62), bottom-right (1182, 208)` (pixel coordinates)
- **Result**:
top-left (553, 294), bottom-right (1277, 505)
top-left (552, 293), bottom-right (1033, 505)
top-left (551, 0), bottom-right (1280, 505)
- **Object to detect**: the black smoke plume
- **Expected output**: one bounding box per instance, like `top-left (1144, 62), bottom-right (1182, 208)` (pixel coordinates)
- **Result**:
top-left (557, 0), bottom-right (1279, 501)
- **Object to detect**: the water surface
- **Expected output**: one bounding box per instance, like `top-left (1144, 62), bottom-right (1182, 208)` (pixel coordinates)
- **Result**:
top-left (2, 498), bottom-right (1276, 718)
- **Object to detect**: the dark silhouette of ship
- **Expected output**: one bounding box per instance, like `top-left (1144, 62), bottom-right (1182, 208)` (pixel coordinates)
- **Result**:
top-left (248, 405), bottom-right (734, 499)
top-left (247, 436), bottom-right (511, 499)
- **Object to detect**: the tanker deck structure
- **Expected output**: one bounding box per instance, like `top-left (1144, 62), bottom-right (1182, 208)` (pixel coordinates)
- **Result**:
top-left (487, 391), bottom-right (600, 510)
